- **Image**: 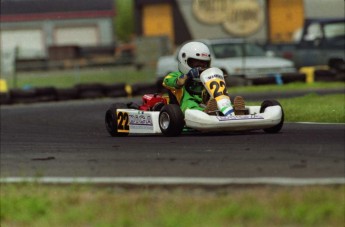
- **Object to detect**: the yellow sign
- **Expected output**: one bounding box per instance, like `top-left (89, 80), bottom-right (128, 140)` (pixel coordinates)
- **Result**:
top-left (0, 79), bottom-right (9, 93)
top-left (193, 0), bottom-right (264, 36)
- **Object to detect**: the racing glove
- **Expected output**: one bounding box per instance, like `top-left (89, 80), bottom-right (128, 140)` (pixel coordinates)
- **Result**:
top-left (187, 67), bottom-right (201, 79)
top-left (177, 67), bottom-right (201, 86)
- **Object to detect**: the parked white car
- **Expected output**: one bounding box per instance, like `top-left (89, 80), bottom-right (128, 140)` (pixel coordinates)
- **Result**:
top-left (156, 38), bottom-right (297, 87)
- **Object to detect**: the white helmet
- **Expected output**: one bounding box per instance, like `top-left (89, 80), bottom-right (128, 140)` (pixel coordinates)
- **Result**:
top-left (177, 41), bottom-right (211, 75)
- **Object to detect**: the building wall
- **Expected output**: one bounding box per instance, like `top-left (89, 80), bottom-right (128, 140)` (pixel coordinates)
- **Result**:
top-left (142, 3), bottom-right (174, 42)
top-left (134, 0), bottom-right (192, 47)
top-left (0, 18), bottom-right (114, 59)
top-left (176, 0), bottom-right (268, 42)
top-left (303, 0), bottom-right (344, 18)
top-left (136, 0), bottom-right (269, 44)
top-left (268, 0), bottom-right (304, 43)
top-left (135, 0), bottom-right (344, 46)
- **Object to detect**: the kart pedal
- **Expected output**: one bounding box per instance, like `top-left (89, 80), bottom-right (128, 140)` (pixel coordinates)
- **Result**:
top-left (233, 96), bottom-right (246, 115)
top-left (204, 98), bottom-right (218, 115)
top-left (201, 89), bottom-right (210, 104)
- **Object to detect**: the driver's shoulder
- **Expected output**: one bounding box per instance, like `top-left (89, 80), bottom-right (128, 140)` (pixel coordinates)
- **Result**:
top-left (166, 71), bottom-right (183, 77)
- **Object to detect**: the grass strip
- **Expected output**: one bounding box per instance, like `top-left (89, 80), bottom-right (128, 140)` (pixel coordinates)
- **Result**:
top-left (3, 66), bottom-right (156, 89)
top-left (229, 81), bottom-right (344, 94)
top-left (246, 93), bottom-right (345, 123)
top-left (1, 184), bottom-right (344, 227)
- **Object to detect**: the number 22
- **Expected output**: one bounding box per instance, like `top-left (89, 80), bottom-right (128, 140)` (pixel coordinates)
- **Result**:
top-left (210, 81), bottom-right (228, 98)
top-left (117, 112), bottom-right (129, 132)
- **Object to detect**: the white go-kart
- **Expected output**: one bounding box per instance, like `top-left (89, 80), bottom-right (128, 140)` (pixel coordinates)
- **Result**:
top-left (105, 68), bottom-right (284, 137)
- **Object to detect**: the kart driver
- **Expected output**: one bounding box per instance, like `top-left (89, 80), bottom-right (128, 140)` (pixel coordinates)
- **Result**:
top-left (162, 41), bottom-right (246, 115)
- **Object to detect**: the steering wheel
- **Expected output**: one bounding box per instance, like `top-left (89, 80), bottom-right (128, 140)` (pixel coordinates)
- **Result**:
top-left (185, 78), bottom-right (203, 96)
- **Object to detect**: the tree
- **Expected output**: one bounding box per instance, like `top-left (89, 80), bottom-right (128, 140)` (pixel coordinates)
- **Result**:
top-left (114, 0), bottom-right (135, 43)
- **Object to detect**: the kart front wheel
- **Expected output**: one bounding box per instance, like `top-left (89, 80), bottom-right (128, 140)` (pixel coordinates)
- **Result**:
top-left (105, 103), bottom-right (129, 137)
top-left (260, 99), bottom-right (284, 133)
top-left (159, 104), bottom-right (184, 136)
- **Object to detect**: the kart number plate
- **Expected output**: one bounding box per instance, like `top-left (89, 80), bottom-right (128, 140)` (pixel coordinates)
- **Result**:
top-left (117, 111), bottom-right (129, 133)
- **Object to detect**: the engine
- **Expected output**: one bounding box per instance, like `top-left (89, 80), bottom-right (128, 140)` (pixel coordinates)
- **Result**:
top-left (139, 94), bottom-right (168, 111)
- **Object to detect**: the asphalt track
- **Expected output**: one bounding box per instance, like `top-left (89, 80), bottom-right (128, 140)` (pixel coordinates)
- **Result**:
top-left (1, 96), bottom-right (344, 181)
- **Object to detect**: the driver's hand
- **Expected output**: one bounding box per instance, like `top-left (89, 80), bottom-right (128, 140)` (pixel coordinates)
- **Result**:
top-left (186, 67), bottom-right (201, 79)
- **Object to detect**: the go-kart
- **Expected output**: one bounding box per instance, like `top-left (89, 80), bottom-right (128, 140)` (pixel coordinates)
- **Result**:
top-left (105, 68), bottom-right (284, 137)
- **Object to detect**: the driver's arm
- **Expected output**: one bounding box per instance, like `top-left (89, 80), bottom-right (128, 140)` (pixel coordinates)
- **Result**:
top-left (176, 74), bottom-right (188, 86)
top-left (163, 71), bottom-right (185, 89)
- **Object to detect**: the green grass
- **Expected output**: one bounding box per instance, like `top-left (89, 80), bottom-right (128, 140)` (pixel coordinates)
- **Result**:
top-left (1, 184), bottom-right (344, 227)
top-left (2, 66), bottom-right (156, 89)
top-left (246, 93), bottom-right (345, 123)
top-left (281, 94), bottom-right (345, 123)
top-left (229, 81), bottom-right (345, 94)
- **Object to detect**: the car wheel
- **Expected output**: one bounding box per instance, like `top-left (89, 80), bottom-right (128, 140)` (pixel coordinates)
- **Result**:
top-left (159, 104), bottom-right (184, 136)
top-left (105, 103), bottom-right (129, 137)
top-left (260, 100), bottom-right (284, 133)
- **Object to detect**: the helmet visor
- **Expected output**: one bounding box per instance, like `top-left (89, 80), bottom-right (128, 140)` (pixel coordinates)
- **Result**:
top-left (187, 58), bottom-right (210, 70)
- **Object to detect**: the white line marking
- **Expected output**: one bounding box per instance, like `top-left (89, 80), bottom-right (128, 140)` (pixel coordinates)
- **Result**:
top-left (0, 177), bottom-right (344, 186)
top-left (294, 122), bottom-right (345, 125)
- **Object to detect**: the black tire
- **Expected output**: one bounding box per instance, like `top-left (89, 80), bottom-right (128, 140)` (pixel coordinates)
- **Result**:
top-left (159, 104), bottom-right (184, 136)
top-left (328, 58), bottom-right (345, 72)
top-left (9, 88), bottom-right (37, 104)
top-left (105, 103), bottom-right (129, 137)
top-left (75, 83), bottom-right (106, 99)
top-left (56, 88), bottom-right (80, 101)
top-left (260, 100), bottom-right (284, 133)
top-left (35, 86), bottom-right (58, 102)
top-left (103, 83), bottom-right (127, 98)
top-left (130, 83), bottom-right (157, 96)
top-left (152, 102), bottom-right (165, 111)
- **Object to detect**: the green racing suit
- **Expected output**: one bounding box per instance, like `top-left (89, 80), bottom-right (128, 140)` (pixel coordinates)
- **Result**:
top-left (162, 71), bottom-right (205, 113)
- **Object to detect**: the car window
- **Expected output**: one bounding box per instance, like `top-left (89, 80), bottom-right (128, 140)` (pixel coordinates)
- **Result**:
top-left (211, 43), bottom-right (265, 58)
top-left (324, 22), bottom-right (345, 39)
top-left (245, 43), bottom-right (266, 56)
top-left (323, 22), bottom-right (345, 47)
top-left (211, 44), bottom-right (241, 58)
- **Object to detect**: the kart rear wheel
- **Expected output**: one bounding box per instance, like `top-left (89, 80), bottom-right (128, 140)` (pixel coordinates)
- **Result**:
top-left (105, 103), bottom-right (129, 137)
top-left (159, 104), bottom-right (184, 136)
top-left (260, 100), bottom-right (284, 133)
top-left (152, 102), bottom-right (165, 111)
